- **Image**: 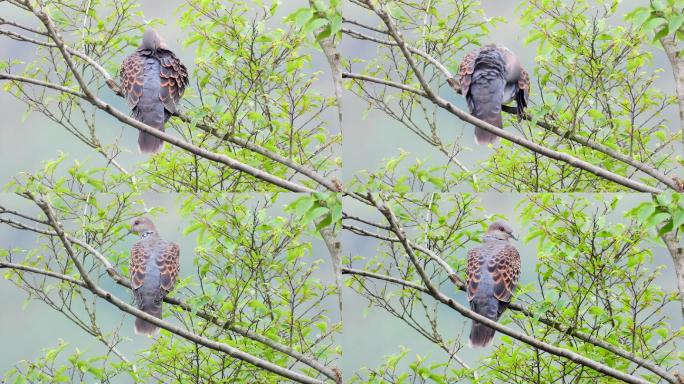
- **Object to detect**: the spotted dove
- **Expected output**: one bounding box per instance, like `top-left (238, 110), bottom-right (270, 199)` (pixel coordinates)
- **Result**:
top-left (466, 221), bottom-right (520, 347)
top-left (130, 217), bottom-right (180, 335)
top-left (456, 45), bottom-right (529, 145)
top-left (120, 30), bottom-right (188, 153)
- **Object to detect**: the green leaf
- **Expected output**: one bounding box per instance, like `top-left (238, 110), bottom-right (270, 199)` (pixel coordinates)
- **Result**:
top-left (294, 197), bottom-right (314, 216)
top-left (643, 17), bottom-right (666, 34)
top-left (587, 109), bottom-right (604, 120)
top-left (668, 14), bottom-right (684, 33)
top-left (293, 8), bottom-right (314, 27)
top-left (646, 212), bottom-right (670, 228)
top-left (634, 203), bottom-right (656, 221)
top-left (330, 14), bottom-right (343, 35)
top-left (672, 210), bottom-right (684, 229)
top-left (303, 18), bottom-right (328, 35)
top-left (304, 206), bottom-right (328, 223)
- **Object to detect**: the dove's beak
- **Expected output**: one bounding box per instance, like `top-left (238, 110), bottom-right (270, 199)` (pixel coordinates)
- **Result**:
top-left (511, 233), bottom-right (518, 241)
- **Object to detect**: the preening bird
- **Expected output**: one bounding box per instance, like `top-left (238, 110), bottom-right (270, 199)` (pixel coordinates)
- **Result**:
top-left (466, 221), bottom-right (520, 347)
top-left (120, 30), bottom-right (188, 153)
top-left (129, 217), bottom-right (180, 335)
top-left (455, 45), bottom-right (529, 145)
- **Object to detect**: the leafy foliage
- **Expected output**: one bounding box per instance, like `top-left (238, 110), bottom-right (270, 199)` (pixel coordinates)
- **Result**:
top-left (0, 157), bottom-right (341, 382)
top-left (2, 0), bottom-right (340, 192)
top-left (343, 0), bottom-right (681, 193)
top-left (345, 193), bottom-right (682, 382)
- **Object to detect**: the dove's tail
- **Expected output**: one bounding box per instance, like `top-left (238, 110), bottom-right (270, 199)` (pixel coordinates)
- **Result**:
top-left (134, 296), bottom-right (162, 335)
top-left (135, 68), bottom-right (170, 154)
top-left (467, 73), bottom-right (505, 146)
top-left (469, 320), bottom-right (496, 348)
top-left (136, 110), bottom-right (170, 154)
top-left (138, 130), bottom-right (164, 154)
top-left (468, 296), bottom-right (499, 348)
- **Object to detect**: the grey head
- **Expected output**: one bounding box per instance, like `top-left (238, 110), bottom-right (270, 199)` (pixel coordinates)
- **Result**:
top-left (130, 216), bottom-right (157, 235)
top-left (484, 220), bottom-right (517, 241)
top-left (140, 29), bottom-right (167, 51)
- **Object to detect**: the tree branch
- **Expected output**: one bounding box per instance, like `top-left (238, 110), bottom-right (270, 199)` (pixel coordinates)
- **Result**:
top-left (0, 208), bottom-right (338, 381)
top-left (21, 193), bottom-right (328, 384)
top-left (0, 72), bottom-right (87, 98)
top-left (357, 0), bottom-right (667, 194)
top-left (659, 34), bottom-right (684, 147)
top-left (501, 106), bottom-right (683, 192)
top-left (660, 228), bottom-right (684, 320)
top-left (369, 192), bottom-right (659, 384)
top-left (22, 2), bottom-right (314, 193)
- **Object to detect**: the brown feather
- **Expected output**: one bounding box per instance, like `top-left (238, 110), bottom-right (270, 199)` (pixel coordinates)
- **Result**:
top-left (466, 247), bottom-right (484, 301)
top-left (518, 68), bottom-right (530, 102)
top-left (157, 49), bottom-right (188, 114)
top-left (130, 241), bottom-right (147, 290)
top-left (120, 52), bottom-right (146, 109)
top-left (158, 242), bottom-right (180, 292)
top-left (457, 49), bottom-right (478, 96)
top-left (489, 244), bottom-right (520, 303)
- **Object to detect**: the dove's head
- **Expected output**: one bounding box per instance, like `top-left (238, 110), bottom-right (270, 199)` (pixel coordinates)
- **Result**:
top-left (486, 221), bottom-right (517, 241)
top-left (141, 29), bottom-right (166, 51)
top-left (130, 216), bottom-right (156, 234)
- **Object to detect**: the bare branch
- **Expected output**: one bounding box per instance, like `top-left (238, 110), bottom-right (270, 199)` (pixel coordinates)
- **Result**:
top-left (502, 106), bottom-right (683, 192)
top-left (0, 72), bottom-right (86, 98)
top-left (342, 71), bottom-right (426, 96)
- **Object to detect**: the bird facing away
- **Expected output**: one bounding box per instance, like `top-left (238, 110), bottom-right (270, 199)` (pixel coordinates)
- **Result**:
top-left (120, 29), bottom-right (188, 153)
top-left (129, 217), bottom-right (180, 335)
top-left (455, 45), bottom-right (529, 145)
top-left (466, 221), bottom-right (521, 347)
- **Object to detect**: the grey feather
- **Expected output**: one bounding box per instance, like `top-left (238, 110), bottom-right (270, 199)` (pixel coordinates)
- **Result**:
top-left (135, 58), bottom-right (167, 153)
top-left (466, 222), bottom-right (520, 348)
top-left (133, 234), bottom-right (165, 335)
top-left (469, 297), bottom-right (498, 347)
top-left (467, 48), bottom-right (506, 145)
top-left (459, 45), bottom-right (528, 146)
top-left (468, 240), bottom-right (508, 347)
top-left (120, 30), bottom-right (188, 155)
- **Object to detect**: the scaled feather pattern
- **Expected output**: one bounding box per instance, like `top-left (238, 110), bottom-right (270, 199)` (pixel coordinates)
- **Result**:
top-left (120, 30), bottom-right (188, 153)
top-left (129, 217), bottom-right (180, 335)
top-left (466, 221), bottom-right (521, 347)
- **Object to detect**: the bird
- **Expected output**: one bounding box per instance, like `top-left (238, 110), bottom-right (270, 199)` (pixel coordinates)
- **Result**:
top-left (129, 216), bottom-right (180, 335)
top-left (120, 29), bottom-right (188, 153)
top-left (455, 45), bottom-right (529, 145)
top-left (466, 221), bottom-right (520, 347)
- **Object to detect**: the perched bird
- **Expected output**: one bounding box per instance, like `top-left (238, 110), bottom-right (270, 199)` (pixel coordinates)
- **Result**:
top-left (466, 221), bottom-right (520, 347)
top-left (129, 217), bottom-right (180, 335)
top-left (120, 29), bottom-right (188, 153)
top-left (455, 45), bottom-right (529, 145)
